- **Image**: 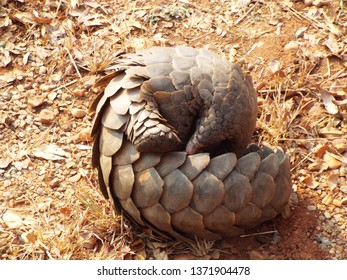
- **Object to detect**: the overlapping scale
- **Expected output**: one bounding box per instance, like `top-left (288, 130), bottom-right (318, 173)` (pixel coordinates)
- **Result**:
top-left (91, 46), bottom-right (292, 242)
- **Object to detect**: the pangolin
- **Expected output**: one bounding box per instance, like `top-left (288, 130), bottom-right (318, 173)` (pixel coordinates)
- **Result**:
top-left (90, 46), bottom-right (292, 242)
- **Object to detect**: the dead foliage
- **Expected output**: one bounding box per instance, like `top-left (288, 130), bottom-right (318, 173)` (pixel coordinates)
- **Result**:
top-left (0, 0), bottom-right (347, 259)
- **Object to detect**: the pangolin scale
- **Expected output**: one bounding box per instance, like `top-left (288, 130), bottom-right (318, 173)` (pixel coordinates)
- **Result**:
top-left (90, 46), bottom-right (292, 242)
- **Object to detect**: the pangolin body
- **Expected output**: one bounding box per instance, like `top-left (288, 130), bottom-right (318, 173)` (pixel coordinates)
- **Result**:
top-left (90, 46), bottom-right (292, 242)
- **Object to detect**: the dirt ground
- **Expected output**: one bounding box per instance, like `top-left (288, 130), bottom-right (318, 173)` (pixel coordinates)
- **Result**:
top-left (0, 0), bottom-right (347, 260)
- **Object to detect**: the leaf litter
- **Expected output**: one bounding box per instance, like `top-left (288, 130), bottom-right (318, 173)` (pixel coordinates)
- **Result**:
top-left (0, 0), bottom-right (347, 260)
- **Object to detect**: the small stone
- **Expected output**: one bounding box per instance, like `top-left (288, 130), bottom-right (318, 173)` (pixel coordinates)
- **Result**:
top-left (28, 95), bottom-right (46, 108)
top-left (65, 64), bottom-right (75, 75)
top-left (322, 194), bottom-right (333, 205)
top-left (38, 109), bottom-right (55, 124)
top-left (49, 178), bottom-right (61, 188)
top-left (341, 198), bottom-right (347, 205)
top-left (77, 127), bottom-right (93, 142)
top-left (62, 123), bottom-right (72, 132)
top-left (324, 211), bottom-right (331, 219)
top-left (72, 89), bottom-right (85, 97)
top-left (39, 66), bottom-right (47, 75)
top-left (71, 108), bottom-right (86, 119)
top-left (0, 102), bottom-right (6, 110)
top-left (332, 199), bottom-right (342, 207)
top-left (317, 236), bottom-right (331, 247)
top-left (334, 214), bottom-right (342, 222)
top-left (336, 245), bottom-right (344, 255)
top-left (307, 205), bottom-right (317, 211)
top-left (39, 84), bottom-right (56, 91)
top-left (340, 186), bottom-right (347, 194)
top-left (284, 41), bottom-right (299, 50)
top-left (51, 73), bottom-right (62, 82)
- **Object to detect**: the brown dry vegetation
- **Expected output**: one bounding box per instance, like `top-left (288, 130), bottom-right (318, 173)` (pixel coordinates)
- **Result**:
top-left (0, 0), bottom-right (347, 260)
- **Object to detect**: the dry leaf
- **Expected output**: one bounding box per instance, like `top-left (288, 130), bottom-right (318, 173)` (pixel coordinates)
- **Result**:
top-left (314, 144), bottom-right (329, 158)
top-left (329, 80), bottom-right (347, 96)
top-left (68, 173), bottom-right (82, 183)
top-left (326, 173), bottom-right (339, 191)
top-left (268, 59), bottom-right (281, 73)
top-left (2, 210), bottom-right (24, 229)
top-left (13, 12), bottom-right (36, 24)
top-left (21, 231), bottom-right (38, 244)
top-left (320, 89), bottom-right (338, 114)
top-left (13, 159), bottom-right (30, 170)
top-left (71, 0), bottom-right (80, 9)
top-left (324, 34), bottom-right (339, 54)
top-left (32, 144), bottom-right (70, 161)
top-left (318, 127), bottom-right (344, 138)
top-left (36, 197), bottom-right (53, 211)
top-left (0, 156), bottom-right (12, 169)
top-left (323, 152), bottom-right (341, 170)
top-left (303, 176), bottom-right (320, 189)
top-left (332, 139), bottom-right (347, 153)
top-left (295, 27), bottom-right (307, 38)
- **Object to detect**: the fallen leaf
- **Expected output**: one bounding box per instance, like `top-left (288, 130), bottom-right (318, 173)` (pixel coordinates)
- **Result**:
top-left (268, 59), bottom-right (281, 73)
top-left (13, 12), bottom-right (36, 24)
top-left (314, 144), bottom-right (329, 158)
top-left (32, 144), bottom-right (70, 161)
top-left (318, 127), bottom-right (344, 138)
top-left (332, 139), bottom-right (347, 153)
top-left (320, 89), bottom-right (338, 114)
top-left (2, 210), bottom-right (24, 229)
top-left (324, 34), bottom-right (339, 54)
top-left (295, 27), bottom-right (307, 38)
top-left (326, 173), bottom-right (339, 191)
top-left (59, 207), bottom-right (72, 217)
top-left (21, 231), bottom-right (38, 244)
top-left (0, 157), bottom-right (12, 169)
top-left (303, 176), bottom-right (320, 189)
top-left (68, 173), bottom-right (82, 183)
top-left (13, 158), bottom-right (30, 170)
top-left (323, 151), bottom-right (341, 169)
top-left (36, 197), bottom-right (54, 211)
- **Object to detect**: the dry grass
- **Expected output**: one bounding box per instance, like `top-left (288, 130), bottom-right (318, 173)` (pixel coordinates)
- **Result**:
top-left (1, 0), bottom-right (347, 259)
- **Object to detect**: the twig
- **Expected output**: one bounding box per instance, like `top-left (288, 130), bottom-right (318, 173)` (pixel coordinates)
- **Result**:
top-left (235, 1), bottom-right (258, 25)
top-left (326, 58), bottom-right (331, 78)
top-left (240, 230), bottom-right (278, 238)
top-left (53, 79), bottom-right (78, 91)
top-left (291, 151), bottom-right (313, 172)
top-left (64, 47), bottom-right (83, 80)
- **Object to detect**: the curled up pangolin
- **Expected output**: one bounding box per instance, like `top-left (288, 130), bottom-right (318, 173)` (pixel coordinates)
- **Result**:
top-left (90, 46), bottom-right (292, 242)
